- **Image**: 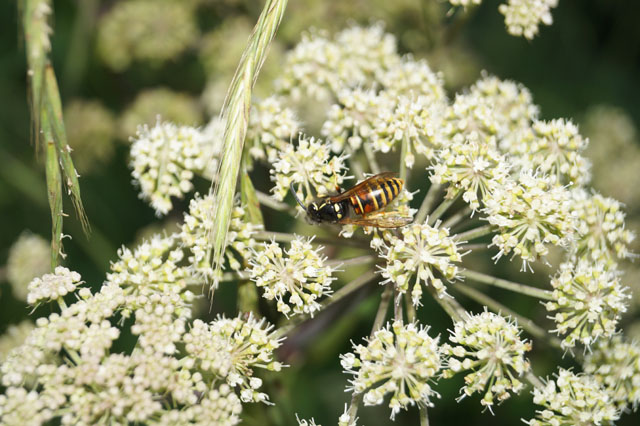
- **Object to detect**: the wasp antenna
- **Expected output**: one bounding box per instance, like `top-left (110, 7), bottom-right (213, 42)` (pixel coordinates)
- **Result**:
top-left (290, 183), bottom-right (307, 209)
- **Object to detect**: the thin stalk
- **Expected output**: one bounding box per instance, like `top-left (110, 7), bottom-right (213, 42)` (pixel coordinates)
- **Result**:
top-left (345, 145), bottom-right (364, 181)
top-left (347, 283), bottom-right (393, 423)
top-left (404, 291), bottom-right (416, 322)
top-left (525, 371), bottom-right (544, 389)
top-left (442, 205), bottom-right (472, 229)
top-left (453, 284), bottom-right (563, 349)
top-left (455, 224), bottom-right (495, 242)
top-left (415, 183), bottom-right (442, 224)
top-left (426, 285), bottom-right (465, 322)
top-left (363, 143), bottom-right (381, 175)
top-left (419, 407), bottom-right (430, 426)
top-left (427, 190), bottom-right (461, 226)
top-left (399, 134), bottom-right (409, 183)
top-left (327, 255), bottom-right (375, 269)
top-left (458, 243), bottom-right (491, 251)
top-left (208, 0), bottom-right (288, 289)
top-left (254, 231), bottom-right (370, 249)
top-left (394, 289), bottom-right (403, 321)
top-left (461, 269), bottom-right (554, 300)
top-left (256, 190), bottom-right (297, 215)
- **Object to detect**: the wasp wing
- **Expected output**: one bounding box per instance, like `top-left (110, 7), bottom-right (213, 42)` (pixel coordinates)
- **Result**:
top-left (338, 212), bottom-right (413, 229)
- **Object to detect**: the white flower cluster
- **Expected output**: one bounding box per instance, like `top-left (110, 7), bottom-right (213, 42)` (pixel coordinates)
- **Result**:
top-left (546, 259), bottom-right (629, 349)
top-left (270, 135), bottom-right (349, 204)
top-left (6, 232), bottom-right (50, 302)
top-left (180, 193), bottom-right (261, 280)
top-left (341, 321), bottom-right (441, 419)
top-left (276, 24), bottom-right (398, 101)
top-left (442, 311), bottom-right (531, 410)
top-left (484, 171), bottom-right (575, 270)
top-left (27, 266), bottom-right (83, 306)
top-left (183, 315), bottom-right (284, 403)
top-left (247, 96), bottom-right (300, 163)
top-left (380, 223), bottom-right (462, 304)
top-left (130, 121), bottom-right (208, 215)
top-left (505, 118), bottom-right (591, 186)
top-left (583, 335), bottom-right (640, 410)
top-left (248, 236), bottom-right (336, 317)
top-left (499, 0), bottom-right (559, 40)
top-left (572, 191), bottom-right (635, 265)
top-left (431, 131), bottom-right (511, 211)
top-left (524, 368), bottom-right (621, 426)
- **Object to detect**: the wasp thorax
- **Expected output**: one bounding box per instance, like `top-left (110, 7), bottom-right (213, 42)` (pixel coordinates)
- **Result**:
top-left (307, 200), bottom-right (347, 223)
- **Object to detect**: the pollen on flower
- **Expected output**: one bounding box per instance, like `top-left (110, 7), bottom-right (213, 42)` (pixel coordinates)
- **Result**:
top-left (545, 259), bottom-right (630, 349)
top-left (524, 368), bottom-right (621, 426)
top-left (572, 191), bottom-right (635, 265)
top-left (27, 266), bottom-right (83, 306)
top-left (182, 314), bottom-right (285, 404)
top-left (483, 170), bottom-right (575, 271)
top-left (442, 311), bottom-right (532, 411)
top-left (340, 321), bottom-right (442, 419)
top-left (270, 135), bottom-right (349, 204)
top-left (583, 335), bottom-right (640, 410)
top-left (180, 194), bottom-right (261, 280)
top-left (130, 121), bottom-right (208, 216)
top-left (248, 236), bottom-right (337, 317)
top-left (380, 223), bottom-right (462, 304)
top-left (430, 131), bottom-right (511, 211)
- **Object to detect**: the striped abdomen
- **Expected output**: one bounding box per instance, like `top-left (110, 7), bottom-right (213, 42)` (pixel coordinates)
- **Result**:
top-left (349, 176), bottom-right (403, 216)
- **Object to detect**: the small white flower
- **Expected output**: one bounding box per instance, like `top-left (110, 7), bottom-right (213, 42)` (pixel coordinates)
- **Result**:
top-left (499, 0), bottom-right (559, 40)
top-left (27, 266), bottom-right (83, 305)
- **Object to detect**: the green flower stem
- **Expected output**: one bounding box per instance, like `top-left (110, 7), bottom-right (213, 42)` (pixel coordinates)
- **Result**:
top-left (363, 143), bottom-right (381, 175)
top-left (399, 134), bottom-right (409, 183)
top-left (525, 371), bottom-right (544, 389)
top-left (455, 224), bottom-right (495, 242)
top-left (442, 205), bottom-right (472, 229)
top-left (208, 0), bottom-right (288, 289)
top-left (426, 285), bottom-right (465, 322)
top-left (394, 289), bottom-right (403, 321)
top-left (415, 183), bottom-right (442, 224)
top-left (461, 269), bottom-right (554, 300)
top-left (404, 291), bottom-right (416, 322)
top-left (420, 406), bottom-right (430, 426)
top-left (253, 230), bottom-right (370, 249)
top-left (327, 255), bottom-right (375, 269)
top-left (427, 190), bottom-right (462, 226)
top-left (347, 283), bottom-right (393, 423)
top-left (255, 190), bottom-right (297, 215)
top-left (453, 284), bottom-right (562, 349)
top-left (345, 145), bottom-right (365, 181)
top-left (459, 243), bottom-right (492, 251)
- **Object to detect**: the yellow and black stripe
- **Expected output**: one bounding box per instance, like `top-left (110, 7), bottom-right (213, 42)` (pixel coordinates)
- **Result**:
top-left (349, 176), bottom-right (403, 216)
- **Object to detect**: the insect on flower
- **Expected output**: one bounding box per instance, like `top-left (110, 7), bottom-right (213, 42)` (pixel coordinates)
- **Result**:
top-left (291, 172), bottom-right (412, 228)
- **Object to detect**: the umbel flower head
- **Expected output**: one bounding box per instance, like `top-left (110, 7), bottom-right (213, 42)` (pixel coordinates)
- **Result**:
top-left (340, 320), bottom-right (442, 419)
top-left (248, 236), bottom-right (337, 317)
top-left (270, 135), bottom-right (349, 204)
top-left (6, 231), bottom-right (50, 302)
top-left (442, 311), bottom-right (532, 411)
top-left (130, 121), bottom-right (208, 216)
top-left (430, 131), bottom-right (510, 211)
top-left (483, 170), bottom-right (575, 271)
top-left (572, 191), bottom-right (635, 265)
top-left (380, 223), bottom-right (462, 305)
top-left (583, 335), bottom-right (640, 410)
top-left (247, 96), bottom-right (300, 163)
top-left (524, 368), bottom-right (621, 426)
top-left (545, 258), bottom-right (630, 349)
top-left (180, 193), bottom-right (261, 280)
top-left (182, 315), bottom-right (284, 403)
top-left (27, 266), bottom-right (83, 306)
top-left (499, 0), bottom-right (558, 40)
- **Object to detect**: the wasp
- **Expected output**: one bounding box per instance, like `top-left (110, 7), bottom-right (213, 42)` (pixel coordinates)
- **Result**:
top-left (290, 172), bottom-right (412, 228)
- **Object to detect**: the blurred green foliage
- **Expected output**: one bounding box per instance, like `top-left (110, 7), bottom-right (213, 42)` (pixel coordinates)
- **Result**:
top-left (1, 0), bottom-right (639, 424)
